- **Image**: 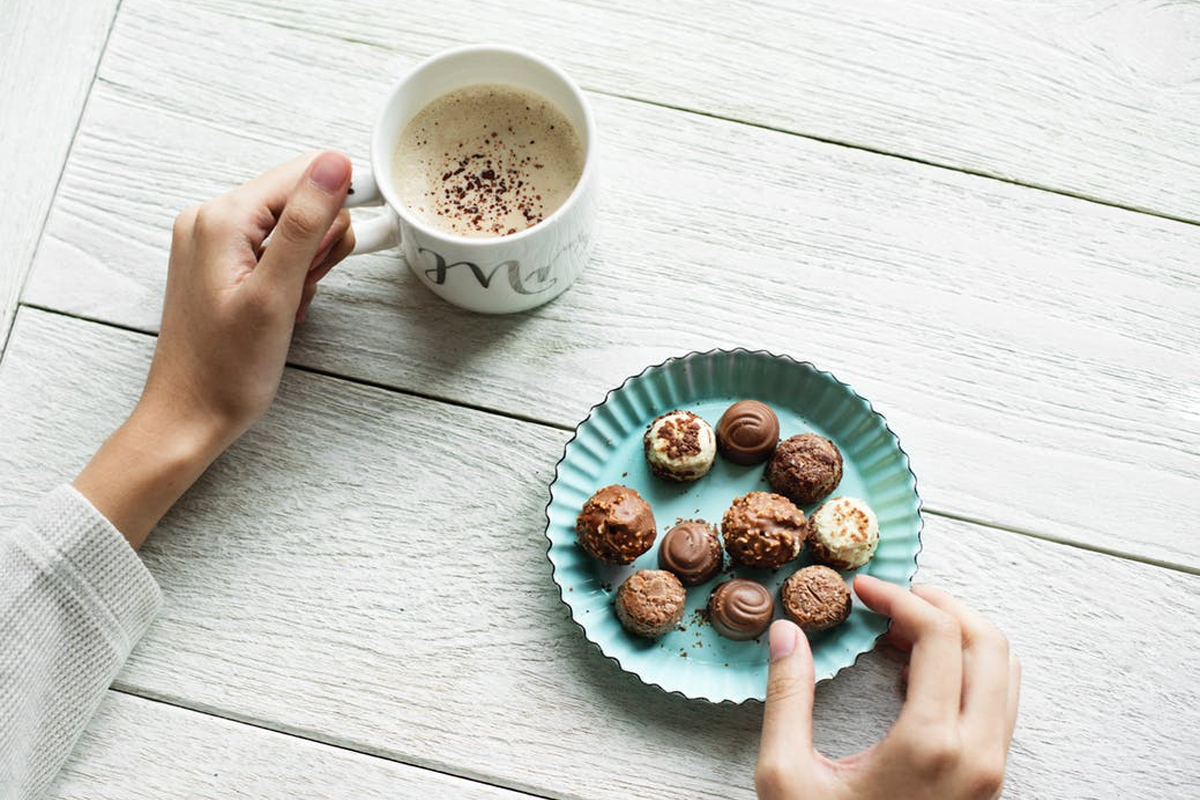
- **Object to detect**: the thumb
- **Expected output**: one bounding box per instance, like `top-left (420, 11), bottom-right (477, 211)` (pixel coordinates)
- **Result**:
top-left (759, 620), bottom-right (817, 770)
top-left (255, 151), bottom-right (351, 293)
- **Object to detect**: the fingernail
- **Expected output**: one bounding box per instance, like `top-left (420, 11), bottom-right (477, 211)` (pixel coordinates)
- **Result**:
top-left (769, 620), bottom-right (799, 663)
top-left (309, 152), bottom-right (350, 194)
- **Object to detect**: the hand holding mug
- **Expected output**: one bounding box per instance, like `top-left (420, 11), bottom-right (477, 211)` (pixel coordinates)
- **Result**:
top-left (75, 152), bottom-right (354, 547)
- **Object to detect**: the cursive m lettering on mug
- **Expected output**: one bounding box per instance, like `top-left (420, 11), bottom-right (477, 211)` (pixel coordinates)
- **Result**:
top-left (419, 248), bottom-right (557, 295)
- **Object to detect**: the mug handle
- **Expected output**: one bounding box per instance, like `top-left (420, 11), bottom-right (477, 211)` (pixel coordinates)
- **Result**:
top-left (344, 164), bottom-right (401, 255)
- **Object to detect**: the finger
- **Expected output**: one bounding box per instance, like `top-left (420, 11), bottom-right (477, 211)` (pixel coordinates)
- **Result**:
top-left (913, 585), bottom-right (1010, 738)
top-left (226, 151), bottom-right (322, 216)
top-left (307, 226), bottom-right (355, 286)
top-left (884, 625), bottom-right (912, 653)
top-left (309, 209), bottom-right (351, 272)
top-left (296, 283), bottom-right (317, 324)
top-left (854, 574), bottom-right (962, 726)
top-left (1005, 653), bottom-right (1021, 746)
top-left (254, 151), bottom-right (352, 295)
top-left (759, 620), bottom-right (817, 773)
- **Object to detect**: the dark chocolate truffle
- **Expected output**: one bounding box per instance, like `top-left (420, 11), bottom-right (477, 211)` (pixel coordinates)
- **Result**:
top-left (721, 491), bottom-right (807, 569)
top-left (615, 569), bottom-right (687, 638)
top-left (766, 433), bottom-right (843, 506)
top-left (780, 565), bottom-right (852, 632)
top-left (658, 520), bottom-right (722, 586)
top-left (708, 579), bottom-right (774, 641)
top-left (576, 485), bottom-right (656, 565)
top-left (643, 410), bottom-right (717, 482)
top-left (716, 400), bottom-right (780, 465)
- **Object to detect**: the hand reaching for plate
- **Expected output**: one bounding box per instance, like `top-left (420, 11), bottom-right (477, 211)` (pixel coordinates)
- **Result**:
top-left (756, 575), bottom-right (1020, 800)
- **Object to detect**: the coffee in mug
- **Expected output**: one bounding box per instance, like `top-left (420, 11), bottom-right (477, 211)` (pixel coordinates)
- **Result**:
top-left (392, 84), bottom-right (584, 239)
top-left (342, 45), bottom-right (598, 314)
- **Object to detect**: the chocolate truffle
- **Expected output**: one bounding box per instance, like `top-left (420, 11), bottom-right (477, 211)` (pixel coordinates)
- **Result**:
top-left (658, 520), bottom-right (723, 586)
top-left (614, 569), bottom-right (687, 638)
top-left (643, 410), bottom-right (717, 482)
top-left (708, 579), bottom-right (774, 641)
top-left (766, 433), bottom-right (844, 506)
top-left (576, 485), bottom-right (656, 565)
top-left (780, 566), bottom-right (852, 632)
top-left (721, 491), bottom-right (807, 569)
top-left (716, 400), bottom-right (780, 465)
top-left (808, 496), bottom-right (880, 571)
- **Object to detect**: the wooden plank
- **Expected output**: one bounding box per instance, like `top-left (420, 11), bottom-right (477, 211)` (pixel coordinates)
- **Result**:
top-left (3, 308), bottom-right (1198, 800)
top-left (0, 0), bottom-right (120, 355)
top-left (20, 0), bottom-right (1200, 568)
top-left (51, 691), bottom-right (535, 799)
top-left (193, 0), bottom-right (1199, 220)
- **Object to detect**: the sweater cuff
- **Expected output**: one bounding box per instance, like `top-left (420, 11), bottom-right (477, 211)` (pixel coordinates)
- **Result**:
top-left (24, 485), bottom-right (162, 652)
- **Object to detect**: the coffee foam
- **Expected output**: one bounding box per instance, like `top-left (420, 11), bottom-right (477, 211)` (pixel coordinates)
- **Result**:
top-left (393, 84), bottom-right (584, 238)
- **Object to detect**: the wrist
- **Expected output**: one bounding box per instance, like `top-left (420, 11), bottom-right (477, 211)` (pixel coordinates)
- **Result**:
top-left (73, 402), bottom-right (233, 550)
top-left (125, 397), bottom-right (235, 469)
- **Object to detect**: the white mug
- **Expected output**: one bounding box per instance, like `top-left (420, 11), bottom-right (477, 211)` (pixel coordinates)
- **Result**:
top-left (345, 45), bottom-right (597, 314)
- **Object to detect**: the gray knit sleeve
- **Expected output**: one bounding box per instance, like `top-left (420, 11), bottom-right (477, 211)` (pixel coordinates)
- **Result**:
top-left (0, 486), bottom-right (161, 800)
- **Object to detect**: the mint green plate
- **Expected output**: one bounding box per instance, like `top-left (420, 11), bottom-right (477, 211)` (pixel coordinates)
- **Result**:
top-left (544, 350), bottom-right (922, 703)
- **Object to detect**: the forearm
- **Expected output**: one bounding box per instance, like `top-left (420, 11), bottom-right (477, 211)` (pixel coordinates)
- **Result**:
top-left (73, 401), bottom-right (230, 550)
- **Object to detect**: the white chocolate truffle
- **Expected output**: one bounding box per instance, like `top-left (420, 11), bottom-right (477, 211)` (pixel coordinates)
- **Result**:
top-left (808, 496), bottom-right (879, 570)
top-left (642, 410), bottom-right (717, 482)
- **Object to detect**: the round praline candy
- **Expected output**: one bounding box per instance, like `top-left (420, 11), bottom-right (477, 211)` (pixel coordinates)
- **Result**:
top-left (615, 569), bottom-right (687, 638)
top-left (780, 565), bottom-right (852, 632)
top-left (716, 400), bottom-right (780, 466)
top-left (708, 579), bottom-right (774, 641)
top-left (658, 520), bottom-right (723, 586)
top-left (575, 485), bottom-right (656, 565)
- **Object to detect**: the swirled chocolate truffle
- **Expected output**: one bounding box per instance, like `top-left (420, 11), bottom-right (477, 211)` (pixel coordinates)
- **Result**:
top-left (576, 485), bottom-right (656, 565)
top-left (781, 566), bottom-right (852, 632)
top-left (658, 520), bottom-right (722, 586)
top-left (809, 496), bottom-right (879, 571)
top-left (716, 400), bottom-right (780, 465)
top-left (643, 410), bottom-right (717, 482)
top-left (721, 491), bottom-right (807, 569)
top-left (615, 569), bottom-right (687, 638)
top-left (708, 579), bottom-right (774, 641)
top-left (766, 433), bottom-right (843, 506)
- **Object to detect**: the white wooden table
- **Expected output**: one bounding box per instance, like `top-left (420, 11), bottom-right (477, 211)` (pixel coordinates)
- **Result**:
top-left (2, 1), bottom-right (1198, 797)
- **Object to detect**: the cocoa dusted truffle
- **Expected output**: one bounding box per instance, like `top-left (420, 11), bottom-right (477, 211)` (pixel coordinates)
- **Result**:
top-left (658, 520), bottom-right (723, 586)
top-left (614, 569), bottom-right (687, 638)
top-left (766, 433), bottom-right (843, 506)
top-left (780, 566), bottom-right (852, 632)
top-left (721, 491), bottom-right (807, 569)
top-left (708, 579), bottom-right (774, 641)
top-left (643, 410), bottom-right (717, 482)
top-left (809, 496), bottom-right (880, 571)
top-left (716, 400), bottom-right (780, 465)
top-left (576, 485), bottom-right (656, 565)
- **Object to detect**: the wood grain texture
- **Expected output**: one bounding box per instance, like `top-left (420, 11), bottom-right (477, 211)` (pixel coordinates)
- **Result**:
top-left (3, 308), bottom-right (1198, 800)
top-left (51, 691), bottom-right (536, 800)
top-left (21, 0), bottom-right (1200, 567)
top-left (0, 0), bottom-right (119, 355)
top-left (193, 0), bottom-right (1200, 220)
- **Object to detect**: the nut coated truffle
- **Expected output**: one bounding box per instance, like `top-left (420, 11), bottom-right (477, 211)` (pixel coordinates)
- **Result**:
top-left (576, 485), bottom-right (656, 565)
top-left (643, 410), bottom-right (717, 482)
top-left (766, 433), bottom-right (844, 506)
top-left (658, 520), bottom-right (723, 586)
top-left (808, 496), bottom-right (880, 570)
top-left (614, 569), bottom-right (687, 638)
top-left (780, 566), bottom-right (852, 632)
top-left (721, 491), bottom-right (807, 569)
top-left (708, 579), bottom-right (774, 641)
top-left (716, 400), bottom-right (780, 465)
